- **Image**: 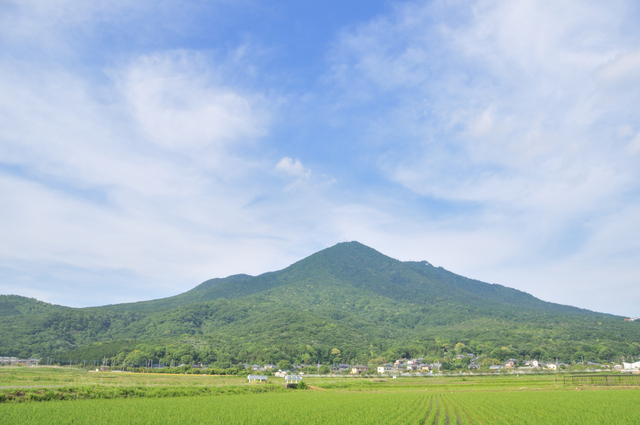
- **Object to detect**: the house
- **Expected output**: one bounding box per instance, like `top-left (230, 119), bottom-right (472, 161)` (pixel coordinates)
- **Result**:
top-left (468, 362), bottom-right (480, 370)
top-left (525, 360), bottom-right (540, 368)
top-left (420, 365), bottom-right (431, 372)
top-left (351, 365), bottom-right (368, 375)
top-left (377, 364), bottom-right (393, 374)
top-left (546, 363), bottom-right (557, 370)
top-left (623, 361), bottom-right (640, 371)
top-left (504, 359), bottom-right (518, 368)
top-left (394, 359), bottom-right (407, 367)
top-left (264, 364), bottom-right (278, 370)
top-left (405, 364), bottom-right (419, 371)
top-left (337, 364), bottom-right (351, 372)
top-left (0, 357), bottom-right (38, 365)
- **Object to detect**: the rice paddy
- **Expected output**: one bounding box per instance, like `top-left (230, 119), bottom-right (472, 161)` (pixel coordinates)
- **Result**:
top-left (1, 367), bottom-right (639, 424)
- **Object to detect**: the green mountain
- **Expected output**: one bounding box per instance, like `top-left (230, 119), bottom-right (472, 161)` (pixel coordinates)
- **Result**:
top-left (0, 295), bottom-right (69, 317)
top-left (1, 242), bottom-right (638, 366)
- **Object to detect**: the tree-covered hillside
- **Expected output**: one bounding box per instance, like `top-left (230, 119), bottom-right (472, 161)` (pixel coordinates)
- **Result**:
top-left (1, 242), bottom-right (638, 366)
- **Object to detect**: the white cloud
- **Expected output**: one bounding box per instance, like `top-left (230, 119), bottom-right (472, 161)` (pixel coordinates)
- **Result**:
top-left (325, 0), bottom-right (640, 314)
top-left (0, 22), bottom-right (284, 305)
top-left (1, 0), bottom-right (639, 317)
top-left (120, 51), bottom-right (269, 151)
top-left (275, 157), bottom-right (311, 187)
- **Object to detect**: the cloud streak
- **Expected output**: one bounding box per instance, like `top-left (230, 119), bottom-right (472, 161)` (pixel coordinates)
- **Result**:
top-left (1, 0), bottom-right (639, 316)
top-left (325, 0), bottom-right (640, 314)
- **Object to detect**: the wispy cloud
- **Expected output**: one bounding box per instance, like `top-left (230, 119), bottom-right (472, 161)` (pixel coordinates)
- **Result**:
top-left (275, 157), bottom-right (311, 190)
top-left (1, 0), bottom-right (639, 315)
top-left (325, 0), bottom-right (640, 314)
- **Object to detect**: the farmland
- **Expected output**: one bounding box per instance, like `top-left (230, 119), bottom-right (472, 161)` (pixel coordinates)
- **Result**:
top-left (1, 367), bottom-right (640, 424)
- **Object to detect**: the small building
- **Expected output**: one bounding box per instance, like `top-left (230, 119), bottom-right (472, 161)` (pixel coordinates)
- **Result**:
top-left (247, 374), bottom-right (267, 383)
top-left (377, 364), bottom-right (393, 374)
top-left (285, 375), bottom-right (302, 387)
top-left (351, 365), bottom-right (368, 374)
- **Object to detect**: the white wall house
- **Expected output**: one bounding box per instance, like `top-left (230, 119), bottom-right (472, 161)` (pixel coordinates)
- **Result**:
top-left (377, 364), bottom-right (393, 374)
top-left (623, 361), bottom-right (640, 370)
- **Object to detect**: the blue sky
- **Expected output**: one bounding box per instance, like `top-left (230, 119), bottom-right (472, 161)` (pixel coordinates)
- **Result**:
top-left (1, 0), bottom-right (640, 316)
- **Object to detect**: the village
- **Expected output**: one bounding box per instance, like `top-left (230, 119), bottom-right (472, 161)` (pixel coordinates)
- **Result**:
top-left (242, 354), bottom-right (640, 377)
top-left (4, 354), bottom-right (640, 377)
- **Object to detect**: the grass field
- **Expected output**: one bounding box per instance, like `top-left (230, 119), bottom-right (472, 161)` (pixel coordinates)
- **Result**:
top-left (1, 367), bottom-right (639, 424)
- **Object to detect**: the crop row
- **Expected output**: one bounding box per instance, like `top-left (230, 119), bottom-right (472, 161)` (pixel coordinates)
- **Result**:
top-left (2, 389), bottom-right (640, 424)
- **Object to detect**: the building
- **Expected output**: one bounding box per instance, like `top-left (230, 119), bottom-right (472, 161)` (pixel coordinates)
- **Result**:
top-left (377, 364), bottom-right (393, 374)
top-left (351, 365), bottom-right (368, 375)
top-left (247, 374), bottom-right (267, 383)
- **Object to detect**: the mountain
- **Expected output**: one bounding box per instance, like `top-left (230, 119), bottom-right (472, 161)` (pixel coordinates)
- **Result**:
top-left (0, 295), bottom-right (70, 317)
top-left (1, 242), bottom-right (638, 366)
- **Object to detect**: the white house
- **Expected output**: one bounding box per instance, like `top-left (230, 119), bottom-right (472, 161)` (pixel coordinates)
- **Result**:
top-left (623, 361), bottom-right (640, 371)
top-left (377, 364), bottom-right (393, 374)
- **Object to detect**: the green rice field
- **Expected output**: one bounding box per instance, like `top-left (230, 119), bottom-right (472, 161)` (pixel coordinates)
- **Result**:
top-left (1, 367), bottom-right (639, 424)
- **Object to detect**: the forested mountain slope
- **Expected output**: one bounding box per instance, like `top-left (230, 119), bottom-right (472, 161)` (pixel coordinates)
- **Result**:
top-left (1, 242), bottom-right (638, 365)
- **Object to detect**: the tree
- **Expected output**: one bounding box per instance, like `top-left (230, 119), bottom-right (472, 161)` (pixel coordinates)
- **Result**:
top-left (330, 348), bottom-right (341, 363)
top-left (279, 360), bottom-right (292, 370)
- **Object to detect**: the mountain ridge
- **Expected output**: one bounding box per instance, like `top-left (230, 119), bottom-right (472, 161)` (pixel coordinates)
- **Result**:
top-left (1, 241), bottom-right (636, 365)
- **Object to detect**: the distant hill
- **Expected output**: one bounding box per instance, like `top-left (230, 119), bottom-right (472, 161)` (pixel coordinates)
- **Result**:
top-left (1, 242), bottom-right (638, 366)
top-left (0, 295), bottom-right (70, 317)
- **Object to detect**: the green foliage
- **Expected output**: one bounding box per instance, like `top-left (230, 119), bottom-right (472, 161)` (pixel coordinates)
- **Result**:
top-left (2, 386), bottom-right (640, 424)
top-left (1, 242), bottom-right (639, 367)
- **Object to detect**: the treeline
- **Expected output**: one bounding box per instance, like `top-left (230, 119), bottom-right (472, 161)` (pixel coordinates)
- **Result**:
top-left (49, 330), bottom-right (640, 369)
